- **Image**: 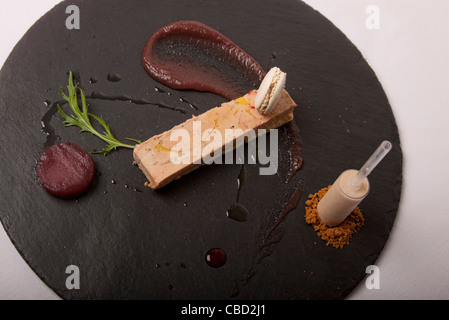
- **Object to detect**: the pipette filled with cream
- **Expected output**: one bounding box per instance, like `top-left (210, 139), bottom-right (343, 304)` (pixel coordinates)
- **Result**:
top-left (317, 141), bottom-right (392, 227)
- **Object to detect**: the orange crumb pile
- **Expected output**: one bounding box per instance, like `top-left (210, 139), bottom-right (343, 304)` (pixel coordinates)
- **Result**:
top-left (305, 186), bottom-right (365, 249)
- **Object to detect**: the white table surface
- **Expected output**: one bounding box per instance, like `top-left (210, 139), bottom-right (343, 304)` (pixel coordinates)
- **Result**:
top-left (1, 0), bottom-right (448, 300)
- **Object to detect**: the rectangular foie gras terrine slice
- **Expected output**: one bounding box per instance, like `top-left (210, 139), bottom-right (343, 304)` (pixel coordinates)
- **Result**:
top-left (133, 89), bottom-right (297, 190)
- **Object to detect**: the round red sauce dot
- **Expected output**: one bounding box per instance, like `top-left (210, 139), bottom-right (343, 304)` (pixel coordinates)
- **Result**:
top-left (36, 142), bottom-right (95, 199)
top-left (205, 248), bottom-right (227, 268)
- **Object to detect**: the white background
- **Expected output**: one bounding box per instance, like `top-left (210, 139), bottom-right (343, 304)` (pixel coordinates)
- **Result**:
top-left (1, 0), bottom-right (448, 300)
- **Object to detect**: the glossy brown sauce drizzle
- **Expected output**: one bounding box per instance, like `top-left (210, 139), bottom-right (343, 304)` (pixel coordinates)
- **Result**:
top-left (142, 20), bottom-right (266, 100)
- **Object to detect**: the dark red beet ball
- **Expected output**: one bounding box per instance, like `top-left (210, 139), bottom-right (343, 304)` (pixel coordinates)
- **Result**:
top-left (36, 142), bottom-right (95, 199)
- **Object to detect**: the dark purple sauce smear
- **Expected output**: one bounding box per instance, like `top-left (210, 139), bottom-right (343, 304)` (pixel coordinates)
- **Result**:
top-left (142, 20), bottom-right (266, 100)
top-left (230, 181), bottom-right (304, 297)
top-left (278, 121), bottom-right (303, 183)
top-left (259, 181), bottom-right (304, 251)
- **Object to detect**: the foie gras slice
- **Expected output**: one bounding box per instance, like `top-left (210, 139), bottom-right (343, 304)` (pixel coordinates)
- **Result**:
top-left (133, 89), bottom-right (297, 190)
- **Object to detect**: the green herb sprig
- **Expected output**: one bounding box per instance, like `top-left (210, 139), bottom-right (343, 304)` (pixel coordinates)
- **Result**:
top-left (57, 72), bottom-right (141, 155)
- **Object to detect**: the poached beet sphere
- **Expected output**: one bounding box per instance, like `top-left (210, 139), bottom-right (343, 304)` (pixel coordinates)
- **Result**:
top-left (36, 142), bottom-right (95, 199)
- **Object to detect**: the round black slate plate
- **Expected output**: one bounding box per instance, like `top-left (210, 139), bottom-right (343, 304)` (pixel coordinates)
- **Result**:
top-left (0, 0), bottom-right (402, 299)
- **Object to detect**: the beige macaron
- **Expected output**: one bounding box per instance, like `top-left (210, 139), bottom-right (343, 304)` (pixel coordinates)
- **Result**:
top-left (254, 67), bottom-right (287, 114)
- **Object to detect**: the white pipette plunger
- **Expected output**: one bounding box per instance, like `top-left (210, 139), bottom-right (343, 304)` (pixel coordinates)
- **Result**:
top-left (350, 141), bottom-right (392, 190)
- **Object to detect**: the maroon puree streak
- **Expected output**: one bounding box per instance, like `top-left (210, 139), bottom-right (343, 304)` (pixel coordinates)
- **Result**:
top-left (142, 20), bottom-right (266, 100)
top-left (36, 142), bottom-right (95, 199)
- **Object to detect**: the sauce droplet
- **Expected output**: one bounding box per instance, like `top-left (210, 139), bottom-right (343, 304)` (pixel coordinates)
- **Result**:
top-left (205, 248), bottom-right (227, 268)
top-left (227, 203), bottom-right (248, 222)
top-left (107, 72), bottom-right (122, 82)
top-left (142, 20), bottom-right (266, 100)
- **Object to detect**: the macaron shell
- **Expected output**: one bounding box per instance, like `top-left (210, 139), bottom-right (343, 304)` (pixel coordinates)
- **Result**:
top-left (265, 71), bottom-right (287, 114)
top-left (254, 67), bottom-right (279, 111)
